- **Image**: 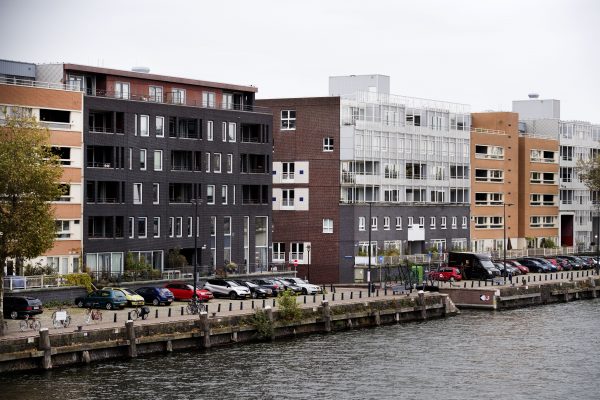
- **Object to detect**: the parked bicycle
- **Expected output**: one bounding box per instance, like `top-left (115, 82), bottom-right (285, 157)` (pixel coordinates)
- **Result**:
top-left (84, 308), bottom-right (103, 324)
top-left (52, 307), bottom-right (72, 329)
top-left (130, 306), bottom-right (150, 321)
top-left (19, 315), bottom-right (41, 332)
top-left (186, 297), bottom-right (207, 315)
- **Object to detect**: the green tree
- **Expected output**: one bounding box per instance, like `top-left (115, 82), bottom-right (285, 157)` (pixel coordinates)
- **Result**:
top-left (578, 155), bottom-right (600, 194)
top-left (0, 111), bottom-right (63, 335)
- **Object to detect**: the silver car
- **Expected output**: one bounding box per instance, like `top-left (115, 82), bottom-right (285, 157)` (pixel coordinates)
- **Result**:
top-left (203, 279), bottom-right (251, 300)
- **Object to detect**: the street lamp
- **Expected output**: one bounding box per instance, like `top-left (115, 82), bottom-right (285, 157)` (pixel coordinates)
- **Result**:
top-left (191, 198), bottom-right (202, 298)
top-left (367, 201), bottom-right (372, 297)
top-left (503, 202), bottom-right (514, 280)
top-left (306, 244), bottom-right (311, 281)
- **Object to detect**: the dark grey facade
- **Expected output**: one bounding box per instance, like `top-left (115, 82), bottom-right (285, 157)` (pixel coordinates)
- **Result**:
top-left (83, 96), bottom-right (272, 274)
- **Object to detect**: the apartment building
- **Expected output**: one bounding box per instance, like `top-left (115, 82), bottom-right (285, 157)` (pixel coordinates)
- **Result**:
top-left (259, 75), bottom-right (471, 283)
top-left (35, 63), bottom-right (272, 276)
top-left (513, 95), bottom-right (599, 251)
top-left (470, 112), bottom-right (519, 252)
top-left (0, 60), bottom-right (84, 275)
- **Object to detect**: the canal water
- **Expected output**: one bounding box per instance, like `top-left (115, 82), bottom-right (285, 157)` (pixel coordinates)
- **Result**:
top-left (2, 299), bottom-right (599, 400)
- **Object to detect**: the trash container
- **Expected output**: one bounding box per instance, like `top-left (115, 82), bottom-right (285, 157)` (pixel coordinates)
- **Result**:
top-left (411, 265), bottom-right (423, 283)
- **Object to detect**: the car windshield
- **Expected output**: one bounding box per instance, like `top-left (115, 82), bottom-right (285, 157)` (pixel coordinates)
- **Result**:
top-left (480, 260), bottom-right (496, 269)
top-left (121, 288), bottom-right (136, 296)
top-left (245, 282), bottom-right (257, 288)
top-left (293, 278), bottom-right (307, 284)
top-left (160, 289), bottom-right (172, 295)
top-left (225, 280), bottom-right (240, 287)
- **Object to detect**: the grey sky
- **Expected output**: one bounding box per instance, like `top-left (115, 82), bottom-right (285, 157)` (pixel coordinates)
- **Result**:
top-left (1, 0), bottom-right (598, 121)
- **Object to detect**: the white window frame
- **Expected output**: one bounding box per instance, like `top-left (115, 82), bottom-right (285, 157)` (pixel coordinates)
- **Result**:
top-left (175, 217), bottom-right (183, 237)
top-left (371, 216), bottom-right (378, 231)
top-left (172, 88), bottom-right (186, 105)
top-left (227, 154), bottom-right (233, 174)
top-left (140, 149), bottom-right (147, 171)
top-left (462, 216), bottom-right (468, 229)
top-left (152, 183), bottom-right (160, 205)
top-left (133, 183), bottom-right (142, 204)
top-left (383, 216), bottom-right (390, 230)
top-left (323, 218), bottom-right (334, 234)
top-left (207, 120), bottom-right (214, 141)
top-left (430, 216), bottom-right (436, 229)
top-left (129, 147), bottom-right (133, 170)
top-left (153, 217), bottom-right (160, 238)
top-left (281, 110), bottom-right (296, 130)
top-left (207, 185), bottom-right (215, 204)
top-left (228, 122), bottom-right (236, 142)
top-left (128, 217), bottom-right (134, 238)
top-left (452, 216), bottom-right (457, 229)
top-left (115, 81), bottom-right (130, 99)
top-left (323, 137), bottom-right (334, 152)
top-left (441, 216), bottom-right (447, 229)
top-left (187, 216), bottom-right (193, 237)
top-left (221, 185), bottom-right (228, 205)
top-left (395, 217), bottom-right (402, 230)
top-left (206, 152), bottom-right (211, 172)
top-left (359, 216), bottom-right (366, 231)
top-left (153, 150), bottom-right (163, 171)
top-left (202, 91), bottom-right (215, 108)
top-left (156, 116), bottom-right (164, 137)
top-left (138, 217), bottom-right (147, 238)
top-left (213, 153), bottom-right (222, 173)
top-left (169, 217), bottom-right (175, 237)
top-left (149, 86), bottom-right (163, 102)
top-left (140, 115), bottom-right (149, 137)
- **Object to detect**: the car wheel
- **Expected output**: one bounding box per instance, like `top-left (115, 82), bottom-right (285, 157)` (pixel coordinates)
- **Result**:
top-left (152, 298), bottom-right (160, 306)
top-left (77, 300), bottom-right (84, 308)
top-left (302, 288), bottom-right (308, 295)
top-left (229, 292), bottom-right (237, 300)
top-left (105, 303), bottom-right (113, 310)
top-left (10, 311), bottom-right (18, 319)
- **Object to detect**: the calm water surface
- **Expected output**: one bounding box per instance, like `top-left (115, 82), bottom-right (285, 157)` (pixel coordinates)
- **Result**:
top-left (2, 299), bottom-right (600, 400)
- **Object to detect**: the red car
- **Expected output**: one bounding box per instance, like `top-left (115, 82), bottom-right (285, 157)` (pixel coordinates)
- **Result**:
top-left (428, 267), bottom-right (462, 282)
top-left (164, 282), bottom-right (213, 301)
top-left (505, 260), bottom-right (529, 274)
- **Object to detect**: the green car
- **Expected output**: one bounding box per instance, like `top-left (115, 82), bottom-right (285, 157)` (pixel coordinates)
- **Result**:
top-left (75, 289), bottom-right (127, 310)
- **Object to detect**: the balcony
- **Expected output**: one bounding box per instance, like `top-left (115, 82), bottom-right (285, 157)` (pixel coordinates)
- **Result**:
top-left (242, 185), bottom-right (269, 205)
top-left (241, 123), bottom-right (269, 143)
top-left (241, 154), bottom-right (269, 174)
top-left (86, 145), bottom-right (115, 169)
top-left (87, 181), bottom-right (123, 203)
top-left (89, 110), bottom-right (125, 134)
top-left (169, 183), bottom-right (193, 204)
top-left (171, 151), bottom-right (195, 172)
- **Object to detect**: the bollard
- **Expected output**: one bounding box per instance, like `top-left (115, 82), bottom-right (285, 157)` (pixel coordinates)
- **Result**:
top-left (322, 300), bottom-right (331, 333)
top-left (168, 308), bottom-right (172, 317)
top-left (322, 294), bottom-right (326, 301)
top-left (464, 282), bottom-right (467, 288)
top-left (125, 320), bottom-right (137, 358)
top-left (471, 281), bottom-right (474, 288)
top-left (128, 311), bottom-right (131, 320)
top-left (181, 306), bottom-right (184, 316)
top-left (376, 289), bottom-right (379, 297)
top-left (341, 292), bottom-right (344, 301)
top-left (39, 328), bottom-right (52, 369)
top-left (262, 299), bottom-right (265, 308)
top-left (200, 312), bottom-right (211, 348)
top-left (350, 291), bottom-right (353, 300)
top-left (229, 303), bottom-right (232, 312)
top-left (332, 293), bottom-right (335, 301)
top-left (264, 306), bottom-right (275, 340)
top-left (561, 272), bottom-right (564, 280)
top-left (359, 291), bottom-right (362, 299)
top-left (240, 302), bottom-right (243, 310)
top-left (313, 294), bottom-right (316, 303)
top-left (114, 313), bottom-right (117, 323)
top-left (484, 281), bottom-right (487, 287)
top-left (545, 275), bottom-right (547, 281)
top-left (385, 287), bottom-right (387, 296)
top-left (218, 303), bottom-right (221, 313)
top-left (528, 276), bottom-right (531, 283)
top-left (252, 300), bottom-right (255, 309)
top-left (330, 284), bottom-right (334, 292)
top-left (418, 292), bottom-right (427, 320)
top-left (166, 340), bottom-right (173, 353)
top-left (273, 299), bottom-right (276, 307)
top-left (533, 276), bottom-right (536, 282)
top-left (155, 309), bottom-right (159, 319)
top-left (304, 296), bottom-right (307, 304)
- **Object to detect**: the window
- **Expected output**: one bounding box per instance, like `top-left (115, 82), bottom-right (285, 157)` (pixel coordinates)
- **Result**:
top-left (384, 216), bottom-right (390, 230)
top-left (137, 217), bottom-right (147, 238)
top-left (156, 116), bottom-right (164, 137)
top-left (222, 122), bottom-right (227, 142)
top-left (450, 165), bottom-right (468, 179)
top-left (408, 217), bottom-right (414, 227)
top-left (153, 183), bottom-right (159, 204)
top-left (474, 192), bottom-right (504, 205)
top-left (228, 122), bottom-right (236, 142)
top-left (169, 217), bottom-right (174, 237)
top-left (282, 162), bottom-right (295, 180)
top-left (133, 183), bottom-right (142, 204)
top-left (207, 185), bottom-right (215, 204)
top-left (153, 217), bottom-right (160, 238)
top-left (323, 218), bottom-right (333, 233)
top-left (222, 93), bottom-right (234, 110)
top-left (128, 217), bottom-right (134, 238)
top-left (475, 145), bottom-right (504, 159)
top-left (281, 110), bottom-right (296, 130)
top-left (474, 216), bottom-right (503, 229)
top-left (213, 153), bottom-right (221, 173)
top-left (115, 82), bottom-right (130, 99)
top-left (205, 152), bottom-right (211, 172)
top-left (395, 217), bottom-right (402, 230)
top-left (371, 216), bottom-right (378, 231)
top-left (202, 91), bottom-right (215, 108)
top-left (221, 185), bottom-right (228, 205)
top-left (531, 172), bottom-right (556, 184)
top-left (149, 86), bottom-right (163, 102)
top-left (531, 149), bottom-right (557, 163)
top-left (530, 216), bottom-right (557, 228)
top-left (359, 216), bottom-right (366, 231)
top-left (140, 115), bottom-right (149, 136)
top-left (172, 88), bottom-right (185, 104)
top-left (418, 217), bottom-right (425, 226)
top-left (462, 216), bottom-right (468, 229)
top-left (129, 148), bottom-right (133, 170)
top-left (430, 216), bottom-right (436, 229)
top-left (282, 189), bottom-right (295, 207)
top-left (561, 146), bottom-right (574, 161)
top-left (531, 194), bottom-right (557, 206)
top-left (187, 216), bottom-right (193, 237)
top-left (175, 217), bottom-right (182, 237)
top-left (140, 149), bottom-right (147, 170)
top-left (451, 216), bottom-right (457, 229)
top-left (440, 217), bottom-right (447, 229)
top-left (323, 137), bottom-right (334, 151)
top-left (475, 169), bottom-right (503, 182)
top-left (154, 150), bottom-right (163, 171)
top-left (207, 121), bottom-right (214, 141)
top-left (227, 154), bottom-right (233, 173)
top-left (273, 243), bottom-right (285, 261)
top-left (55, 220), bottom-right (71, 239)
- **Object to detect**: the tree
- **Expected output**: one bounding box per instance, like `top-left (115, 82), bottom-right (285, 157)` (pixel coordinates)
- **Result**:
top-left (578, 155), bottom-right (600, 194)
top-left (0, 110), bottom-right (63, 335)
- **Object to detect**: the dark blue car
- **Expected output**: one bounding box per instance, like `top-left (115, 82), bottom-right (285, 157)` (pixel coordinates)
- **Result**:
top-left (135, 287), bottom-right (174, 306)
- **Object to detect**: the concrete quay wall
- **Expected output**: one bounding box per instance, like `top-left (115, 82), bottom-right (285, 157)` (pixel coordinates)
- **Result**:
top-left (0, 293), bottom-right (457, 374)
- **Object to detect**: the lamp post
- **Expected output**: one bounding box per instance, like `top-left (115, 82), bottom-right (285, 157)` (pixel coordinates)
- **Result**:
top-left (306, 244), bottom-right (311, 281)
top-left (503, 202), bottom-right (514, 280)
top-left (367, 201), bottom-right (372, 297)
top-left (191, 198), bottom-right (202, 299)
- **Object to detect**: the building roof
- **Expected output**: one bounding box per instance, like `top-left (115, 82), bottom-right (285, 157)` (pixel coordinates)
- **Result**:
top-left (63, 63), bottom-right (258, 93)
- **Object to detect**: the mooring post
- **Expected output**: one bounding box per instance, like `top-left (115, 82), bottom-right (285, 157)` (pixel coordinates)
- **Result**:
top-left (39, 328), bottom-right (52, 370)
top-left (125, 320), bottom-right (137, 358)
top-left (200, 312), bottom-right (211, 348)
top-left (322, 300), bottom-right (331, 333)
top-left (418, 291), bottom-right (427, 320)
top-left (265, 306), bottom-right (275, 340)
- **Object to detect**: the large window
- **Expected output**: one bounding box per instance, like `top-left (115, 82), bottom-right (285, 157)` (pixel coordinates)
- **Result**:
top-left (273, 243), bottom-right (285, 262)
top-left (172, 88), bottom-right (186, 104)
top-left (474, 216), bottom-right (503, 229)
top-left (282, 189), bottom-right (294, 207)
top-left (202, 91), bottom-right (215, 108)
top-left (475, 145), bottom-right (504, 159)
top-left (281, 110), bottom-right (296, 130)
top-left (530, 216), bottom-right (557, 228)
top-left (474, 192), bottom-right (504, 206)
top-left (475, 169), bottom-right (503, 182)
top-left (149, 86), bottom-right (163, 102)
top-left (115, 82), bottom-right (130, 99)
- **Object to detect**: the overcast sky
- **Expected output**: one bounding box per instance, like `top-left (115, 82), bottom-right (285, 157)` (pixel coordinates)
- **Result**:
top-left (1, 0), bottom-right (598, 121)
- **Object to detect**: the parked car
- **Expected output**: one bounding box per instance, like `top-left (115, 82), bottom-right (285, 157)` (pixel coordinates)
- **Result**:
top-left (525, 257), bottom-right (558, 272)
top-left (203, 279), bottom-right (251, 300)
top-left (3, 296), bottom-right (43, 319)
top-left (284, 277), bottom-right (321, 295)
top-left (273, 278), bottom-right (303, 294)
top-left (103, 287), bottom-right (145, 307)
top-left (75, 289), bottom-right (127, 310)
top-left (505, 260), bottom-right (529, 274)
top-left (428, 267), bottom-right (462, 282)
top-left (556, 255), bottom-right (584, 270)
top-left (516, 258), bottom-right (550, 273)
top-left (493, 262), bottom-right (521, 276)
top-left (164, 282), bottom-right (213, 301)
top-left (553, 256), bottom-right (575, 271)
top-left (235, 280), bottom-right (273, 298)
top-left (135, 286), bottom-right (174, 306)
top-left (448, 252), bottom-right (499, 280)
top-left (252, 279), bottom-right (284, 296)
top-left (543, 258), bottom-right (563, 271)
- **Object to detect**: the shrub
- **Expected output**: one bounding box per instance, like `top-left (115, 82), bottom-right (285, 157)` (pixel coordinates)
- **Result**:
top-left (277, 289), bottom-right (302, 321)
top-left (252, 309), bottom-right (273, 339)
top-left (64, 273), bottom-right (94, 293)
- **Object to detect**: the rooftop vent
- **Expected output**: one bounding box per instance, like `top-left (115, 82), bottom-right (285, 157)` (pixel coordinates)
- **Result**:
top-left (132, 66), bottom-right (150, 73)
top-left (528, 93), bottom-right (539, 99)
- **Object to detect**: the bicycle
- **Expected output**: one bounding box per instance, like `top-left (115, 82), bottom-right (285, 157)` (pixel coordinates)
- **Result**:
top-left (186, 297), bottom-right (207, 315)
top-left (84, 308), bottom-right (103, 324)
top-left (52, 307), bottom-right (72, 329)
top-left (130, 306), bottom-right (150, 321)
top-left (19, 315), bottom-right (41, 331)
